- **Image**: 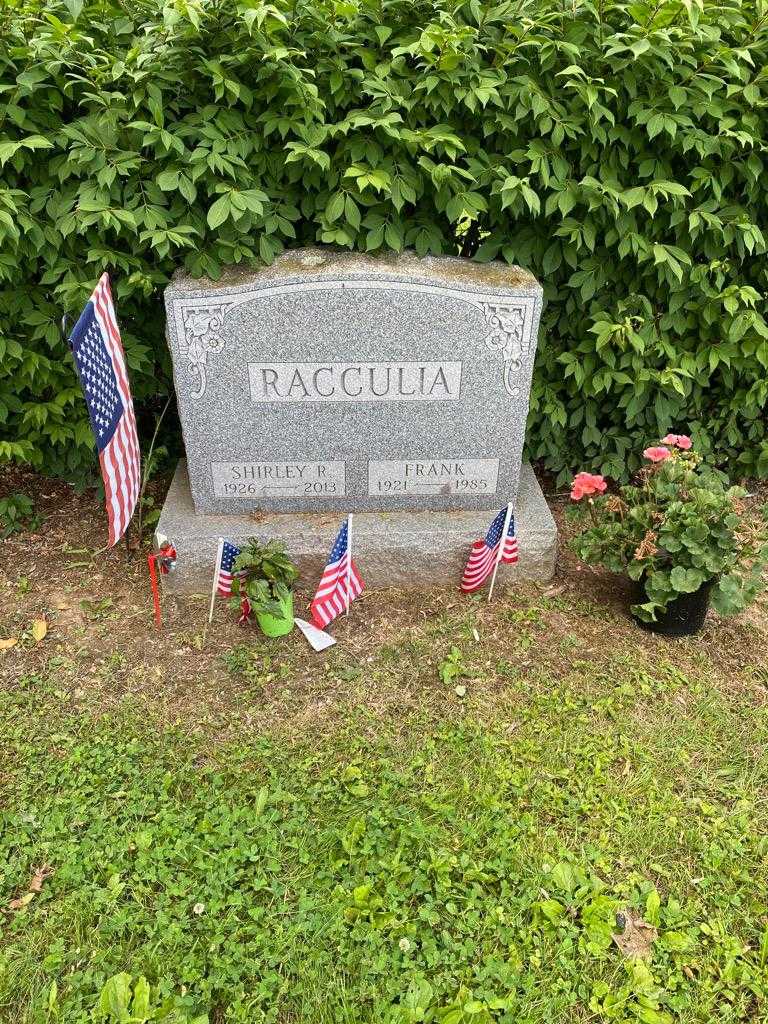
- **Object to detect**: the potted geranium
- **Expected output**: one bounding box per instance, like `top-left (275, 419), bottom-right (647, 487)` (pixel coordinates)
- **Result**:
top-left (231, 538), bottom-right (298, 637)
top-left (569, 435), bottom-right (768, 635)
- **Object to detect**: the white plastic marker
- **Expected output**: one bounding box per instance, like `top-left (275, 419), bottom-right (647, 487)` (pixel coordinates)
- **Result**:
top-left (345, 514), bottom-right (353, 615)
top-left (487, 502), bottom-right (514, 604)
top-left (295, 616), bottom-right (337, 652)
top-left (208, 537), bottom-right (224, 624)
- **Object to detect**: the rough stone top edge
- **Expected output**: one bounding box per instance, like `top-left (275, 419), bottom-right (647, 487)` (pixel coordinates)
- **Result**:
top-left (166, 247), bottom-right (542, 300)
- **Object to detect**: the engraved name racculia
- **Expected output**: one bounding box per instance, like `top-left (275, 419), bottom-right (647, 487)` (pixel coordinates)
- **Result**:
top-left (248, 361), bottom-right (462, 402)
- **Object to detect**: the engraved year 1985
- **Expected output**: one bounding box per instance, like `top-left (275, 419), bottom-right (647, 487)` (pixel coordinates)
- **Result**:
top-left (367, 459), bottom-right (499, 497)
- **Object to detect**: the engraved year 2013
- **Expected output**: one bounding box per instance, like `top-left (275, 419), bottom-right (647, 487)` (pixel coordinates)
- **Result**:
top-left (220, 480), bottom-right (338, 496)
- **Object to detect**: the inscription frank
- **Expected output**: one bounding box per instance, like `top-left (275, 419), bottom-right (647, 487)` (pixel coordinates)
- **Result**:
top-left (248, 361), bottom-right (462, 403)
top-left (211, 460), bottom-right (345, 498)
top-left (369, 459), bottom-right (499, 497)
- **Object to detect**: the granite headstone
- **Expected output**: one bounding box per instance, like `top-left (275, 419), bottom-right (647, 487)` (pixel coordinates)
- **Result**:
top-left (164, 249), bottom-right (542, 514)
top-left (157, 249), bottom-right (557, 592)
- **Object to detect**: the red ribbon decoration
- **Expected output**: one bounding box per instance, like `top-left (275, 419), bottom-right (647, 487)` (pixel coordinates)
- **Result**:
top-left (147, 543), bottom-right (177, 629)
top-left (238, 595), bottom-right (252, 626)
top-left (158, 543), bottom-right (177, 574)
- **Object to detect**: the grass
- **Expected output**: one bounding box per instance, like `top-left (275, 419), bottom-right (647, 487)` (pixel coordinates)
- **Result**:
top-left (1, 471), bottom-right (767, 1022)
top-left (2, 626), bottom-right (767, 1024)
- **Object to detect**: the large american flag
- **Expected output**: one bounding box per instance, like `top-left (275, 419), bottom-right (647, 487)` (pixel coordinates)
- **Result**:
top-left (69, 273), bottom-right (140, 546)
top-left (460, 507), bottom-right (518, 593)
top-left (216, 540), bottom-right (242, 596)
top-left (311, 518), bottom-right (364, 628)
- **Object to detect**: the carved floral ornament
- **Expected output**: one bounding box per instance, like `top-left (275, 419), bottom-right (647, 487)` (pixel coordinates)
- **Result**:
top-left (478, 301), bottom-right (528, 397)
top-left (175, 292), bottom-right (530, 399)
top-left (178, 303), bottom-right (236, 398)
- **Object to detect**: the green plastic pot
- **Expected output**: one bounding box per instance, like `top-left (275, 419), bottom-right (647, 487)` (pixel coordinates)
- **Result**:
top-left (256, 591), bottom-right (294, 637)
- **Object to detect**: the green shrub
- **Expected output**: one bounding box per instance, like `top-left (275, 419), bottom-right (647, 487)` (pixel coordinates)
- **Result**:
top-left (1, 0), bottom-right (767, 483)
top-left (0, 491), bottom-right (39, 536)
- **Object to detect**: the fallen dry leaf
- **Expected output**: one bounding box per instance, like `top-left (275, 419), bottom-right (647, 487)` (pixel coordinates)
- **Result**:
top-left (8, 892), bottom-right (35, 912)
top-left (29, 864), bottom-right (54, 892)
top-left (0, 638), bottom-right (18, 650)
top-left (6, 864), bottom-right (54, 912)
top-left (31, 618), bottom-right (47, 643)
top-left (612, 909), bottom-right (658, 959)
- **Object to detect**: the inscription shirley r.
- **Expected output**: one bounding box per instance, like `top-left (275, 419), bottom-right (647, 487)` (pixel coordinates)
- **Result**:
top-left (368, 459), bottom-right (499, 496)
top-left (211, 460), bottom-right (345, 498)
top-left (248, 361), bottom-right (462, 403)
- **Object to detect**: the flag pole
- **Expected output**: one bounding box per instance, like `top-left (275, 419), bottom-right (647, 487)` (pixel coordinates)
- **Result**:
top-left (345, 515), bottom-right (352, 616)
top-left (487, 503), bottom-right (513, 604)
top-left (208, 537), bottom-right (224, 624)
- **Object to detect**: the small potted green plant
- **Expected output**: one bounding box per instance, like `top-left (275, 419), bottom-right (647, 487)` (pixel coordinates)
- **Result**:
top-left (231, 538), bottom-right (298, 637)
top-left (568, 435), bottom-right (768, 635)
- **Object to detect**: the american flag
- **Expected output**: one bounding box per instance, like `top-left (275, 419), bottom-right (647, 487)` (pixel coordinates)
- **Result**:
top-left (311, 518), bottom-right (364, 628)
top-left (69, 273), bottom-right (140, 546)
top-left (216, 540), bottom-right (242, 596)
top-left (460, 507), bottom-right (518, 593)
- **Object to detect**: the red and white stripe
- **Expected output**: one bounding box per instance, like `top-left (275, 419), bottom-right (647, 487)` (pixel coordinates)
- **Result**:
top-left (217, 569), bottom-right (242, 597)
top-left (311, 552), bottom-right (364, 628)
top-left (92, 274), bottom-right (140, 546)
top-left (460, 535), bottom-right (518, 593)
top-left (217, 571), bottom-right (235, 596)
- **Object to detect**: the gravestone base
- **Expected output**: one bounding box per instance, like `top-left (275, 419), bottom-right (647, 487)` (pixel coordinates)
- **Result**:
top-left (156, 460), bottom-right (557, 594)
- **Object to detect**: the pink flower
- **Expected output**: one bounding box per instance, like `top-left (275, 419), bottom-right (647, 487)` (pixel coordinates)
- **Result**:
top-left (661, 433), bottom-right (692, 450)
top-left (570, 471), bottom-right (608, 501)
top-left (643, 446), bottom-right (671, 463)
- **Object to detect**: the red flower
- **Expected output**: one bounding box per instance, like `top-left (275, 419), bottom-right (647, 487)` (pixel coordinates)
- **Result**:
top-left (661, 433), bottom-right (692, 450)
top-left (644, 446), bottom-right (671, 463)
top-left (570, 471), bottom-right (608, 501)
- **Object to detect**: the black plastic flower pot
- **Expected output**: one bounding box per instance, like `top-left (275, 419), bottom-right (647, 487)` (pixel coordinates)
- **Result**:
top-left (631, 578), bottom-right (714, 637)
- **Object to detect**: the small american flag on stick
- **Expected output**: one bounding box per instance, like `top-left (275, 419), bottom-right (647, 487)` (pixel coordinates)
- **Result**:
top-left (216, 540), bottom-right (242, 596)
top-left (461, 504), bottom-right (518, 595)
top-left (209, 538), bottom-right (242, 624)
top-left (69, 273), bottom-right (140, 547)
top-left (311, 517), bottom-right (364, 629)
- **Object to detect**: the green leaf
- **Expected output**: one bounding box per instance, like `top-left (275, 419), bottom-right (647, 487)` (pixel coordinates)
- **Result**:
top-left (0, 134), bottom-right (53, 166)
top-left (645, 889), bottom-right (661, 925)
top-left (131, 976), bottom-right (151, 1018)
top-left (326, 192), bottom-right (345, 223)
top-left (156, 170), bottom-right (179, 191)
top-left (344, 195), bottom-right (361, 231)
top-left (98, 973), bottom-right (132, 1018)
top-left (670, 566), bottom-right (705, 593)
top-left (207, 195), bottom-right (230, 229)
